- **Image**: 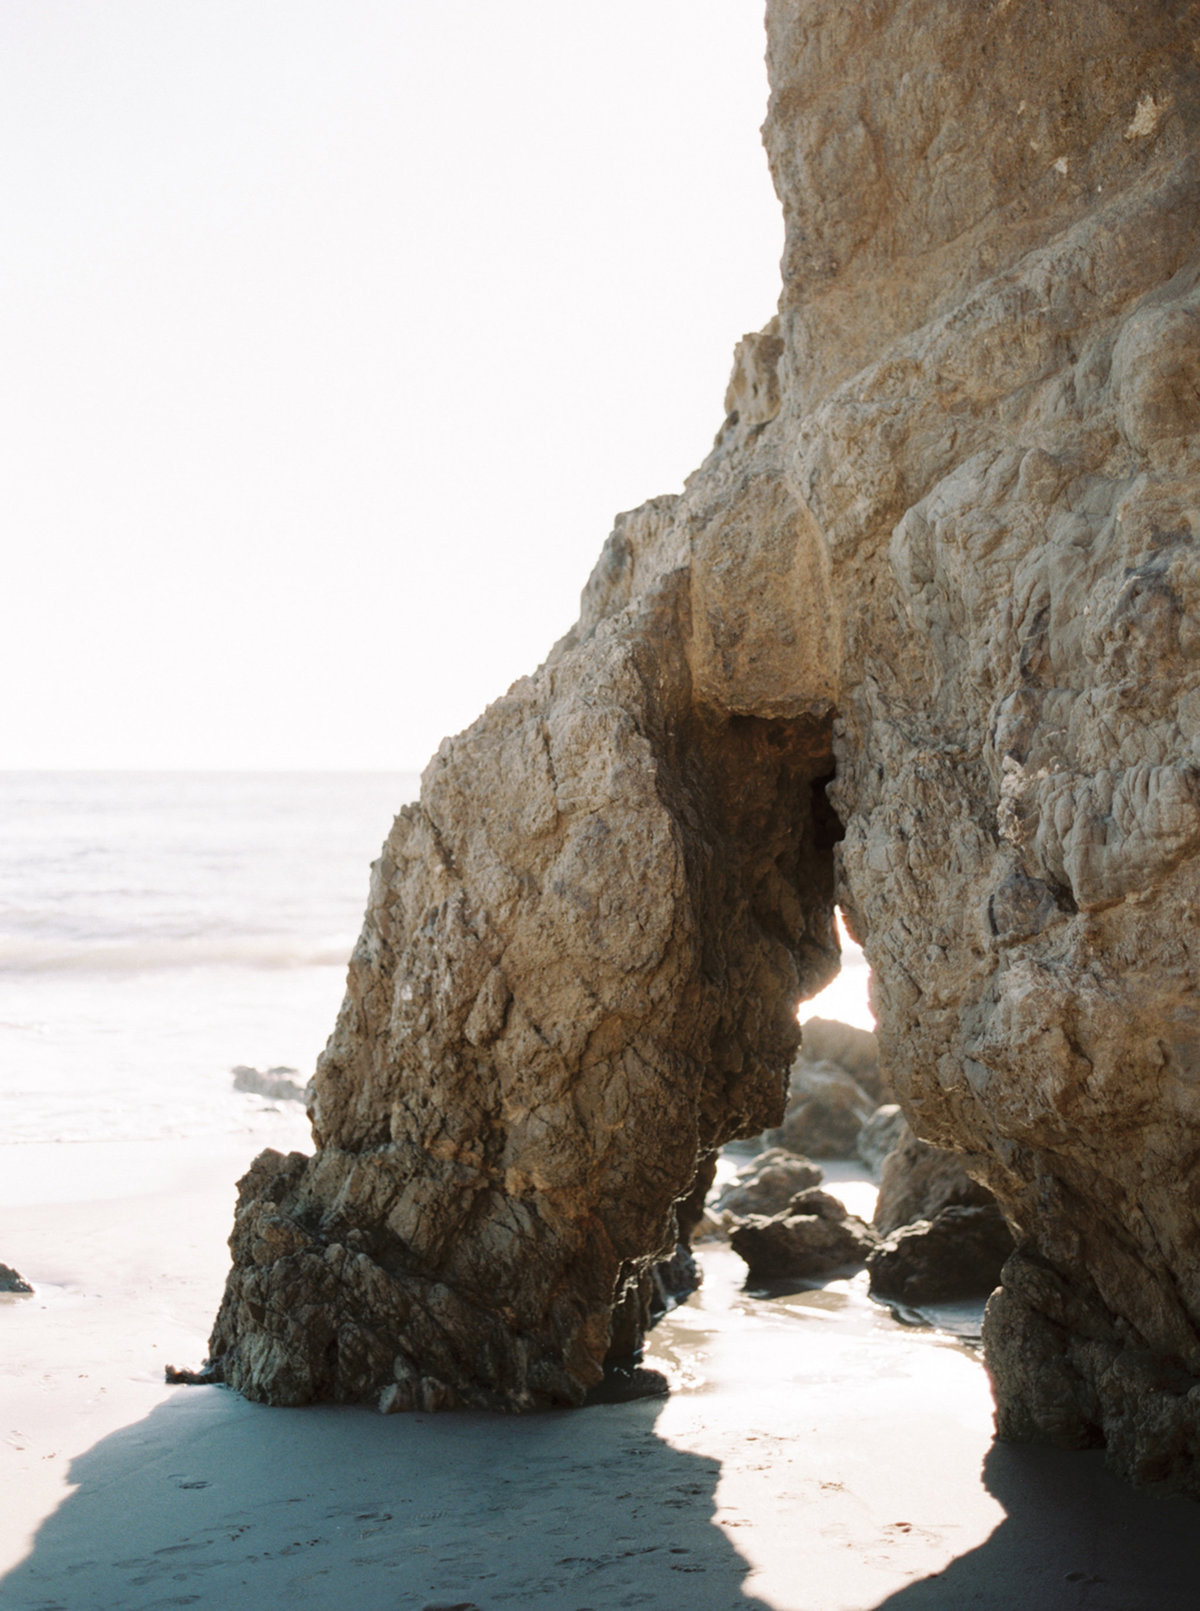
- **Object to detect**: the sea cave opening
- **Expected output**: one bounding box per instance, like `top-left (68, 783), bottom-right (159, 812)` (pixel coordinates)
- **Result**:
top-left (655, 901), bottom-right (1007, 1415)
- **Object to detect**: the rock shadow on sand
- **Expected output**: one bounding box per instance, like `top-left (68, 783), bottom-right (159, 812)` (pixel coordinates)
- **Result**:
top-left (0, 1386), bottom-right (772, 1611)
top-left (867, 1440), bottom-right (1199, 1611)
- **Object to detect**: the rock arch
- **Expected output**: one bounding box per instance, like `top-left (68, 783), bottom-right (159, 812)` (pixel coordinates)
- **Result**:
top-left (209, 471), bottom-right (843, 1409)
top-left (211, 0), bottom-right (1200, 1494)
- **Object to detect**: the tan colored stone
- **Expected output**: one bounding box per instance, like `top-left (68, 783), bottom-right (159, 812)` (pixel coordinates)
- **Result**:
top-left (772, 1058), bottom-right (876, 1159)
top-left (209, 0), bottom-right (1200, 1494)
top-left (713, 1150), bottom-right (824, 1221)
top-left (856, 1103), bottom-right (906, 1177)
top-left (210, 520), bottom-right (841, 1409)
top-left (768, 0), bottom-right (1200, 1495)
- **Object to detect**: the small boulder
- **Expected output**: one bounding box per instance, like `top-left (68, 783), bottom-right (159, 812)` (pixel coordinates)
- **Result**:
top-left (785, 1187), bottom-right (850, 1220)
top-left (857, 1103), bottom-right (907, 1176)
top-left (232, 1065), bottom-right (307, 1103)
top-left (713, 1149), bottom-right (824, 1219)
top-left (0, 1263), bottom-right (32, 1294)
top-left (867, 1204), bottom-right (1015, 1304)
top-left (730, 1191), bottom-right (877, 1280)
top-left (768, 1059), bottom-right (877, 1159)
top-left (799, 1017), bottom-right (889, 1103)
top-left (873, 1121), bottom-right (994, 1235)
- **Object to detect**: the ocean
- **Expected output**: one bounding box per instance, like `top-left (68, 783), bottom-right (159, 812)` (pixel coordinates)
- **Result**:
top-left (0, 772), bottom-right (418, 1148)
top-left (0, 768), bottom-right (869, 1152)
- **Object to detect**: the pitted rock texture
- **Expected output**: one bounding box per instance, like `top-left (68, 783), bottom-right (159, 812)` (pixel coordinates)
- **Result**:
top-left (212, 0), bottom-right (1200, 1488)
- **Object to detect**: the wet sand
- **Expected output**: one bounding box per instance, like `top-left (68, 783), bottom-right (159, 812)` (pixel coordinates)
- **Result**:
top-left (2, 1134), bottom-right (1197, 1610)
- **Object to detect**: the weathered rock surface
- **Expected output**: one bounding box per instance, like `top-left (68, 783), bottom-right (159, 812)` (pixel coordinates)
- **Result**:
top-left (730, 1189), bottom-right (877, 1281)
top-left (866, 1120), bottom-right (1010, 1308)
top-left (873, 1122), bottom-right (995, 1238)
top-left (0, 1263), bottom-right (32, 1294)
top-left (712, 1148), bottom-right (824, 1221)
top-left (856, 1103), bottom-right (906, 1177)
top-left (868, 1205), bottom-right (1015, 1307)
top-left (209, 0), bottom-right (1200, 1491)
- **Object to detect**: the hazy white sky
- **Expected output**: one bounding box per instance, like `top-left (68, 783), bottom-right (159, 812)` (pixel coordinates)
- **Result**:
top-left (3, 1), bottom-right (782, 771)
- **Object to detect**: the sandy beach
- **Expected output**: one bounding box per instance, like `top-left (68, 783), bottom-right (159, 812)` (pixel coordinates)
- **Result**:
top-left (10, 0), bottom-right (1200, 1588)
top-left (2, 1133), bottom-right (1197, 1611)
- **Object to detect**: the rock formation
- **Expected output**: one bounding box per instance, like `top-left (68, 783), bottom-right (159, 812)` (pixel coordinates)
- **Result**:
top-left (873, 1121), bottom-right (995, 1239)
top-left (771, 0), bottom-right (1200, 1494)
top-left (0, 1263), bottom-right (32, 1295)
top-left (730, 1188), bottom-right (876, 1282)
top-left (857, 1103), bottom-right (906, 1175)
top-left (209, 527), bottom-right (841, 1410)
top-left (797, 1015), bottom-right (886, 1103)
top-left (765, 1057), bottom-right (877, 1158)
top-left (210, 0), bottom-right (1200, 1494)
top-left (712, 1148), bottom-right (824, 1221)
top-left (868, 1205), bottom-right (1015, 1308)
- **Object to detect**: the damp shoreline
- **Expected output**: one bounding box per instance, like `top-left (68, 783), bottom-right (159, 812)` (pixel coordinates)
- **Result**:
top-left (2, 1133), bottom-right (1197, 1610)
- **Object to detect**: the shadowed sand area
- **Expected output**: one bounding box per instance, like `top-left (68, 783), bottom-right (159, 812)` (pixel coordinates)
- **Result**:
top-left (2, 1138), bottom-right (1198, 1610)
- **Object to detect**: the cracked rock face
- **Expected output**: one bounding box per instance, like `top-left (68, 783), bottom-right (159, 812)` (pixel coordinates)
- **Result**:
top-left (213, 0), bottom-right (1200, 1489)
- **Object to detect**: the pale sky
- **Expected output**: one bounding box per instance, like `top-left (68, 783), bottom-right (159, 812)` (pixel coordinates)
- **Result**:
top-left (2, 2), bottom-right (782, 771)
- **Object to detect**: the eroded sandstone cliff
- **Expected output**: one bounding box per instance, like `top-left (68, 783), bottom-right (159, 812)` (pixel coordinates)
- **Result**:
top-left (211, 0), bottom-right (1200, 1492)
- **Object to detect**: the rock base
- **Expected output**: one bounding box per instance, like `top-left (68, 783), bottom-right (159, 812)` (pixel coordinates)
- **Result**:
top-left (868, 1205), bottom-right (1014, 1306)
top-left (985, 1253), bottom-right (1200, 1499)
top-left (730, 1189), bottom-right (876, 1281)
